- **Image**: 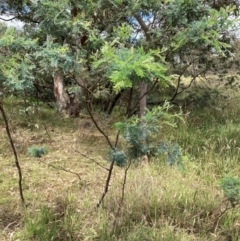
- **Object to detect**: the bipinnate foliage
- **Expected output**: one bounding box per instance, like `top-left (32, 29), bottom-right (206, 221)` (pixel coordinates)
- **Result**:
top-left (110, 102), bottom-right (183, 165)
top-left (0, 28), bottom-right (37, 91)
top-left (93, 42), bottom-right (169, 92)
top-left (28, 145), bottom-right (48, 158)
top-left (220, 176), bottom-right (240, 207)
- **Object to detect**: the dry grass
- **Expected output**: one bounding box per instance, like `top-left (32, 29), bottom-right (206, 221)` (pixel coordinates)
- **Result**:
top-left (0, 96), bottom-right (240, 240)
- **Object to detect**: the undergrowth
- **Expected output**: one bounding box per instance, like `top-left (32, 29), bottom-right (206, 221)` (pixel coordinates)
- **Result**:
top-left (0, 96), bottom-right (240, 240)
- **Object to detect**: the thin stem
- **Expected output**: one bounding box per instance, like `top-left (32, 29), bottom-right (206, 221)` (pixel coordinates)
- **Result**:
top-left (85, 88), bottom-right (113, 148)
top-left (0, 102), bottom-right (25, 205)
top-left (96, 160), bottom-right (115, 209)
top-left (111, 159), bottom-right (132, 234)
top-left (80, 81), bottom-right (115, 208)
top-left (0, 16), bottom-right (17, 21)
top-left (72, 146), bottom-right (109, 171)
top-left (38, 159), bottom-right (82, 182)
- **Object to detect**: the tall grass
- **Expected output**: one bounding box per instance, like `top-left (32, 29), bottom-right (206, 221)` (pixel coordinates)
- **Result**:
top-left (0, 96), bottom-right (240, 240)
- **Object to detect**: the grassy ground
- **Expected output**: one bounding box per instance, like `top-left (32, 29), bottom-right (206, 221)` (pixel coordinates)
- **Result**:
top-left (0, 95), bottom-right (240, 241)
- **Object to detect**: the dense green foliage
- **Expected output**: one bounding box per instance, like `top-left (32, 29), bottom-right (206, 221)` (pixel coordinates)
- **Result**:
top-left (113, 103), bottom-right (183, 165)
top-left (0, 0), bottom-right (239, 112)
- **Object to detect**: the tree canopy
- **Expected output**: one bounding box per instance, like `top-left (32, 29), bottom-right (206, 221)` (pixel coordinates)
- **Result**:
top-left (0, 0), bottom-right (239, 116)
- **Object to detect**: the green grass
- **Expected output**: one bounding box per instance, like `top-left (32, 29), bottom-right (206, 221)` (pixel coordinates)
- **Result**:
top-left (1, 95), bottom-right (240, 240)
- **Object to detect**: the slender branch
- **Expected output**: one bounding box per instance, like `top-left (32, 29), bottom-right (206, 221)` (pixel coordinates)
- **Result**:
top-left (96, 160), bottom-right (115, 208)
top-left (170, 57), bottom-right (200, 101)
top-left (72, 74), bottom-right (102, 94)
top-left (213, 204), bottom-right (236, 233)
top-left (17, 11), bottom-right (40, 24)
top-left (73, 72), bottom-right (113, 147)
top-left (88, 76), bottom-right (103, 92)
top-left (72, 146), bottom-right (109, 171)
top-left (120, 160), bottom-right (132, 206)
top-left (0, 13), bottom-right (39, 24)
top-left (198, 75), bottom-right (214, 90)
top-left (41, 120), bottom-right (52, 141)
top-left (0, 102), bottom-right (25, 205)
top-left (107, 91), bottom-right (123, 115)
top-left (2, 221), bottom-right (19, 233)
top-left (0, 16), bottom-right (17, 21)
top-left (134, 13), bottom-right (152, 41)
top-left (170, 74), bottom-right (182, 102)
top-left (111, 159), bottom-right (132, 234)
top-left (114, 131), bottom-right (120, 148)
top-left (170, 66), bottom-right (193, 101)
top-left (149, 12), bottom-right (157, 30)
top-left (76, 77), bottom-right (116, 208)
top-left (86, 96), bottom-right (116, 208)
top-left (38, 159), bottom-right (82, 181)
top-left (85, 89), bottom-right (113, 148)
top-left (170, 75), bottom-right (198, 102)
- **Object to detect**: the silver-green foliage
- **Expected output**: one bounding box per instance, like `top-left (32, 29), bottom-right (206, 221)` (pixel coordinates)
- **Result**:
top-left (0, 28), bottom-right (37, 91)
top-left (220, 176), bottom-right (240, 207)
top-left (28, 145), bottom-right (48, 158)
top-left (111, 102), bottom-right (183, 165)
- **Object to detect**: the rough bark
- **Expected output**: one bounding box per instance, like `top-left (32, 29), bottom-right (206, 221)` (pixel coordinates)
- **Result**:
top-left (139, 82), bottom-right (147, 118)
top-left (53, 72), bottom-right (80, 117)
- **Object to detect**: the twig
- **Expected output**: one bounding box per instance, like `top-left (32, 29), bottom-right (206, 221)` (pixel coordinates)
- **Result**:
top-left (213, 200), bottom-right (238, 233)
top-left (84, 99), bottom-right (116, 208)
top-left (35, 107), bottom-right (53, 142)
top-left (96, 160), bottom-right (115, 209)
top-left (2, 221), bottom-right (19, 233)
top-left (72, 146), bottom-right (109, 171)
top-left (82, 83), bottom-right (113, 148)
top-left (111, 159), bottom-right (132, 234)
top-left (114, 131), bottom-right (120, 148)
top-left (38, 159), bottom-right (82, 181)
top-left (42, 121), bottom-right (52, 141)
top-left (75, 78), bottom-right (117, 208)
top-left (0, 102), bottom-right (25, 206)
top-left (0, 16), bottom-right (17, 21)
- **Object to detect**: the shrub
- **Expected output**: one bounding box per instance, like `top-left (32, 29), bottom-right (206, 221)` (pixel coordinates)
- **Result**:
top-left (28, 145), bottom-right (48, 158)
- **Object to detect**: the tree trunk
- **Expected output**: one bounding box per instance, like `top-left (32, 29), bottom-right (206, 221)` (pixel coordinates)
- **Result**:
top-left (134, 13), bottom-right (152, 163)
top-left (140, 82), bottom-right (147, 118)
top-left (134, 13), bottom-right (152, 118)
top-left (53, 72), bottom-right (80, 117)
